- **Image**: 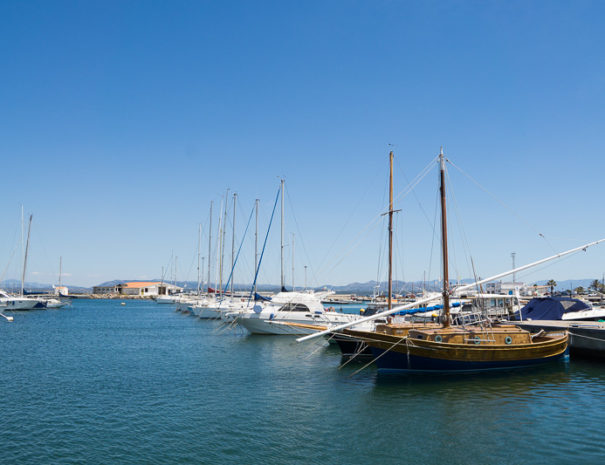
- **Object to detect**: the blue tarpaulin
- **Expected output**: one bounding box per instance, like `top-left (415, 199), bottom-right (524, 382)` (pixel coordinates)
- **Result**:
top-left (514, 296), bottom-right (590, 320)
top-left (394, 302), bottom-right (461, 316)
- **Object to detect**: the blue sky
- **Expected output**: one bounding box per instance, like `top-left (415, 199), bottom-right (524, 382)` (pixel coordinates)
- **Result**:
top-left (1, 1), bottom-right (605, 288)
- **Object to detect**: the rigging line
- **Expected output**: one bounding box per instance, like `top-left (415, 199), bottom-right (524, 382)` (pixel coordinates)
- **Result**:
top-left (515, 250), bottom-right (584, 280)
top-left (394, 214), bottom-right (405, 289)
top-left (338, 342), bottom-right (370, 369)
top-left (223, 205), bottom-right (255, 293)
top-left (427, 180), bottom-right (440, 285)
top-left (376, 216), bottom-right (386, 291)
top-left (444, 164), bottom-right (475, 286)
top-left (446, 158), bottom-right (557, 253)
top-left (375, 173), bottom-right (390, 292)
top-left (0, 219), bottom-right (22, 284)
top-left (392, 155), bottom-right (439, 206)
top-left (248, 187), bottom-right (281, 302)
top-left (398, 161), bottom-right (436, 231)
top-left (284, 187), bottom-right (317, 288)
top-left (350, 335), bottom-right (408, 377)
top-left (317, 156), bottom-right (437, 283)
top-left (316, 213), bottom-right (384, 282)
top-left (315, 170), bottom-right (378, 278)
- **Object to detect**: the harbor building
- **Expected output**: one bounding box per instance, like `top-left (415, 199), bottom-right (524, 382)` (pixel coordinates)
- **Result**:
top-left (92, 282), bottom-right (182, 297)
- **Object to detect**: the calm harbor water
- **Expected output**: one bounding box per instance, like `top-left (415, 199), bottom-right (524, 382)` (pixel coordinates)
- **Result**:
top-left (2, 299), bottom-right (605, 464)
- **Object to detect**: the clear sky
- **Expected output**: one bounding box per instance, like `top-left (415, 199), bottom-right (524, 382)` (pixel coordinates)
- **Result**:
top-left (1, 0), bottom-right (605, 289)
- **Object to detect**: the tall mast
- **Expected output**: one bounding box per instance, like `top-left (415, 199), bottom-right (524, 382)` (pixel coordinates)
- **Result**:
top-left (231, 193), bottom-right (237, 296)
top-left (201, 257), bottom-right (205, 293)
top-left (59, 256), bottom-right (62, 287)
top-left (20, 205), bottom-right (24, 295)
top-left (21, 214), bottom-right (33, 297)
top-left (254, 199), bottom-right (259, 295)
top-left (388, 151), bottom-right (394, 311)
top-left (280, 179), bottom-right (285, 292)
top-left (216, 199), bottom-right (223, 291)
top-left (291, 233), bottom-right (295, 291)
top-left (439, 148), bottom-right (451, 327)
top-left (207, 201), bottom-right (213, 293)
top-left (219, 189), bottom-right (229, 293)
top-left (197, 223), bottom-right (202, 295)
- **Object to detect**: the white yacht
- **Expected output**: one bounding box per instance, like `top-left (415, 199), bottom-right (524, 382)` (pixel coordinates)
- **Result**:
top-left (44, 297), bottom-right (68, 308)
top-left (155, 294), bottom-right (179, 304)
top-left (0, 290), bottom-right (45, 310)
top-left (235, 291), bottom-right (361, 335)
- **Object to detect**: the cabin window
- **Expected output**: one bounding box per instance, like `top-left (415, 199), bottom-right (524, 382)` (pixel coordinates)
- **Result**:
top-left (278, 303), bottom-right (310, 312)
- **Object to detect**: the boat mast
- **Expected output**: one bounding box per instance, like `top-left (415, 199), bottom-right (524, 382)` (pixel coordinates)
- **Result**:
top-left (291, 233), bottom-right (295, 291)
top-left (231, 193), bottom-right (237, 296)
top-left (280, 179), bottom-right (285, 292)
top-left (197, 223), bottom-right (202, 296)
top-left (59, 256), bottom-right (62, 287)
top-left (439, 148), bottom-right (451, 327)
top-left (388, 151), bottom-right (394, 311)
top-left (207, 201), bottom-right (213, 293)
top-left (20, 205), bottom-right (24, 295)
top-left (219, 190), bottom-right (229, 296)
top-left (254, 199), bottom-right (259, 295)
top-left (21, 214), bottom-right (33, 297)
top-left (216, 199), bottom-right (223, 292)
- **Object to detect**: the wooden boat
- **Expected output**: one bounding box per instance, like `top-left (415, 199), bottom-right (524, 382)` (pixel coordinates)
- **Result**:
top-left (336, 149), bottom-right (570, 372)
top-left (358, 324), bottom-right (568, 372)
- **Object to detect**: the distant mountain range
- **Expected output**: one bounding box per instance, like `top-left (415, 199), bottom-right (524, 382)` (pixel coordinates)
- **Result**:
top-left (0, 279), bottom-right (91, 294)
top-left (2, 277), bottom-right (600, 295)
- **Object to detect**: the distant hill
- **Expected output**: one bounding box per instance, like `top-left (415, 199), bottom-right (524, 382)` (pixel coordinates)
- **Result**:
top-left (0, 279), bottom-right (91, 294)
top-left (2, 277), bottom-right (600, 296)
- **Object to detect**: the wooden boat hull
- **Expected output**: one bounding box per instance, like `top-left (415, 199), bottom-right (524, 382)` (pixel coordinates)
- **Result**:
top-left (367, 333), bottom-right (569, 372)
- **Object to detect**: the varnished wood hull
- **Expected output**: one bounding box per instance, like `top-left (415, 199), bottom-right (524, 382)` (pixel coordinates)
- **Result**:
top-left (366, 333), bottom-right (569, 372)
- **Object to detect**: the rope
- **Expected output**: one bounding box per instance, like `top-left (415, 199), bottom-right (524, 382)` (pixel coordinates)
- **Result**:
top-left (248, 187), bottom-right (280, 303)
top-left (446, 158), bottom-right (557, 253)
top-left (222, 205), bottom-right (255, 294)
top-left (350, 334), bottom-right (408, 377)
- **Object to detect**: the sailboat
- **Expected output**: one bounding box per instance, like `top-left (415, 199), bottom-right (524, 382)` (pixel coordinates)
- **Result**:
top-left (233, 180), bottom-right (363, 334)
top-left (357, 150), bottom-right (568, 371)
top-left (301, 148), bottom-right (572, 372)
top-left (330, 151), bottom-right (442, 356)
top-left (2, 213), bottom-right (45, 311)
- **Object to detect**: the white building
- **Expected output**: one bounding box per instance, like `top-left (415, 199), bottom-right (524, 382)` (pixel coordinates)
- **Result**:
top-left (92, 285), bottom-right (119, 294)
top-left (93, 282), bottom-right (183, 296)
top-left (117, 281), bottom-right (182, 297)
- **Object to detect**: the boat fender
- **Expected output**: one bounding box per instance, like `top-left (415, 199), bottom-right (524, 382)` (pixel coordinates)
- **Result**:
top-left (505, 336), bottom-right (512, 345)
top-left (474, 336), bottom-right (481, 345)
top-left (269, 313), bottom-right (274, 320)
top-left (434, 335), bottom-right (443, 343)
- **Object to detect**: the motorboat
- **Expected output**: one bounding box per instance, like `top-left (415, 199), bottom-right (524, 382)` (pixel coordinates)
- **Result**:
top-left (235, 291), bottom-right (361, 335)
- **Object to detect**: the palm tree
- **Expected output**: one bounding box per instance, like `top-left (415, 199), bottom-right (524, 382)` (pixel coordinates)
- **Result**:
top-left (546, 279), bottom-right (557, 295)
top-left (590, 279), bottom-right (603, 293)
top-left (575, 286), bottom-right (585, 295)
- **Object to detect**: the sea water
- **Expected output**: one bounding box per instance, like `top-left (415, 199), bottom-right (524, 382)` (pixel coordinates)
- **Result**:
top-left (1, 299), bottom-right (604, 464)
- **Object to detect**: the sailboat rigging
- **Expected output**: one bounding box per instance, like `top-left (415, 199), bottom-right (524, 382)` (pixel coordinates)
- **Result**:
top-left (297, 147), bottom-right (605, 372)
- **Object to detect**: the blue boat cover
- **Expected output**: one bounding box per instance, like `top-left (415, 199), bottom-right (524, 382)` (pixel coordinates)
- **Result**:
top-left (514, 296), bottom-right (591, 320)
top-left (254, 293), bottom-right (272, 302)
top-left (394, 301), bottom-right (461, 315)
